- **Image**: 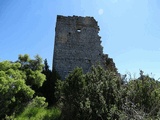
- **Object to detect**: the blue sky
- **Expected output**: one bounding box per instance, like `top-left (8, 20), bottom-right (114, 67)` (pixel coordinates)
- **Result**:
top-left (0, 0), bottom-right (160, 79)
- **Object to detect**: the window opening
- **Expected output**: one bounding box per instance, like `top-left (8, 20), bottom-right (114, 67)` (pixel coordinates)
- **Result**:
top-left (77, 29), bottom-right (81, 32)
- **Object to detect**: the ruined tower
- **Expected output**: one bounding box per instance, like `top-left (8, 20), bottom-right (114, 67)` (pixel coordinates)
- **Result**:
top-left (53, 15), bottom-right (105, 79)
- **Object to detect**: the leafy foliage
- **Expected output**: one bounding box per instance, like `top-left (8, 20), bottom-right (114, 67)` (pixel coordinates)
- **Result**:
top-left (56, 67), bottom-right (160, 120)
top-left (1, 54), bottom-right (160, 119)
top-left (123, 71), bottom-right (160, 119)
top-left (18, 54), bottom-right (46, 89)
top-left (0, 61), bottom-right (34, 118)
top-left (56, 66), bottom-right (123, 120)
top-left (0, 54), bottom-right (46, 119)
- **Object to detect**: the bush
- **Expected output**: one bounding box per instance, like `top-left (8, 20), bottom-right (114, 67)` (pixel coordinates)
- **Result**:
top-left (56, 66), bottom-right (123, 120)
top-left (56, 67), bottom-right (160, 119)
top-left (123, 71), bottom-right (160, 119)
top-left (0, 54), bottom-right (46, 119)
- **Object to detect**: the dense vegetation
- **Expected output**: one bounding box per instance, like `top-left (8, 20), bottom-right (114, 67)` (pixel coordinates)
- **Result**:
top-left (0, 54), bottom-right (60, 119)
top-left (56, 67), bottom-right (160, 119)
top-left (0, 54), bottom-right (160, 119)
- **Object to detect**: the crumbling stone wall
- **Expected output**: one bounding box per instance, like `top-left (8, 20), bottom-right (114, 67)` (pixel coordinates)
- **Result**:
top-left (53, 15), bottom-right (107, 79)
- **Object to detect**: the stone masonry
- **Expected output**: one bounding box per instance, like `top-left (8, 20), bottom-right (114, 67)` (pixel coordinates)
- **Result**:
top-left (53, 15), bottom-right (107, 80)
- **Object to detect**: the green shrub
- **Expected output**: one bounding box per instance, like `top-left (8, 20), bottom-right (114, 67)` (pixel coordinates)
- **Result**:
top-left (56, 66), bottom-right (123, 120)
top-left (0, 54), bottom-right (46, 119)
top-left (122, 71), bottom-right (160, 119)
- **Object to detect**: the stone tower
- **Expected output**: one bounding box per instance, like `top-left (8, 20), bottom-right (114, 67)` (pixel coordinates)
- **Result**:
top-left (53, 15), bottom-right (105, 79)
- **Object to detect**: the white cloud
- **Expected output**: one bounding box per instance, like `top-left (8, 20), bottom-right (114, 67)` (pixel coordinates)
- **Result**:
top-left (98, 9), bottom-right (104, 15)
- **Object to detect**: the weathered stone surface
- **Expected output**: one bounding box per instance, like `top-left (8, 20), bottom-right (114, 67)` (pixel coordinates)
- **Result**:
top-left (53, 15), bottom-right (107, 79)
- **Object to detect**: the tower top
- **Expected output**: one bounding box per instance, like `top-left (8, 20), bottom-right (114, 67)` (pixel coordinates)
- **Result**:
top-left (56, 15), bottom-right (99, 30)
